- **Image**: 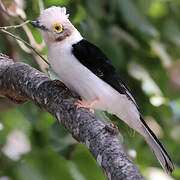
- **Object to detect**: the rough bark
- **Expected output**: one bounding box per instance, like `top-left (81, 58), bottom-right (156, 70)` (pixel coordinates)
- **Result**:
top-left (0, 53), bottom-right (145, 180)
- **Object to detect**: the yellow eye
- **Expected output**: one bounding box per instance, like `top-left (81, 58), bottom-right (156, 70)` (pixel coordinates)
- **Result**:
top-left (53, 23), bottom-right (63, 33)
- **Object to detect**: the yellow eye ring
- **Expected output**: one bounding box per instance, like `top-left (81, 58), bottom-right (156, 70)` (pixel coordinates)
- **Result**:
top-left (53, 23), bottom-right (63, 33)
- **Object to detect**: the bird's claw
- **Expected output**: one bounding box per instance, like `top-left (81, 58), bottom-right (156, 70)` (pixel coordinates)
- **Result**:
top-left (74, 98), bottom-right (100, 114)
top-left (74, 100), bottom-right (95, 114)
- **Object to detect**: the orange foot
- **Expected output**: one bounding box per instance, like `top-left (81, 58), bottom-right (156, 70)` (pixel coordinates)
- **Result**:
top-left (74, 98), bottom-right (100, 114)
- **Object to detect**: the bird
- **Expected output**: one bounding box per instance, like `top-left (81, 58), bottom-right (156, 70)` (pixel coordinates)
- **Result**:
top-left (30, 6), bottom-right (174, 172)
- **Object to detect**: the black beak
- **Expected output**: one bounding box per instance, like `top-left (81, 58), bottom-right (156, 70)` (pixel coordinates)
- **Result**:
top-left (29, 21), bottom-right (48, 31)
top-left (30, 21), bottom-right (40, 28)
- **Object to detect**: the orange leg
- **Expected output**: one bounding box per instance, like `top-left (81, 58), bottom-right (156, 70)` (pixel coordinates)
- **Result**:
top-left (74, 98), bottom-right (100, 114)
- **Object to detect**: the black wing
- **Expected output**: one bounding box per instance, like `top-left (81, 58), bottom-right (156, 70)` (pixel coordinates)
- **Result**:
top-left (72, 39), bottom-right (140, 112)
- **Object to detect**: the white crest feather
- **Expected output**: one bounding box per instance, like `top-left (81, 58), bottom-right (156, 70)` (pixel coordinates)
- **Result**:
top-left (38, 6), bottom-right (69, 28)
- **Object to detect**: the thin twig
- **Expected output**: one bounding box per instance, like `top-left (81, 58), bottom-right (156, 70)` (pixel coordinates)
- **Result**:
top-left (0, 20), bottom-right (30, 30)
top-left (0, 0), bottom-right (47, 68)
top-left (21, 22), bottom-right (45, 51)
top-left (0, 29), bottom-right (50, 65)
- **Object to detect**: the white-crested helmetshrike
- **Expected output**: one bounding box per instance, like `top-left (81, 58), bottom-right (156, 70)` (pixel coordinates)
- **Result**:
top-left (30, 6), bottom-right (174, 172)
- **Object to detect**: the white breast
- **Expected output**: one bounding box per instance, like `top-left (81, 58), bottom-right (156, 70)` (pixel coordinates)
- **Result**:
top-left (47, 30), bottom-right (140, 132)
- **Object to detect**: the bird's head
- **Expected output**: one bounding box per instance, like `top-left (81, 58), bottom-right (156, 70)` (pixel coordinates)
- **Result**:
top-left (30, 6), bottom-right (75, 44)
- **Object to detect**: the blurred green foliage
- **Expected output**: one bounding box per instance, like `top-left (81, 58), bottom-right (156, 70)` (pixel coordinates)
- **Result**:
top-left (0, 0), bottom-right (180, 179)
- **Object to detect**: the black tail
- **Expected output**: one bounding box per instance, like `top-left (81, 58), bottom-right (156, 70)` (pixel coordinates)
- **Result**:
top-left (140, 116), bottom-right (174, 173)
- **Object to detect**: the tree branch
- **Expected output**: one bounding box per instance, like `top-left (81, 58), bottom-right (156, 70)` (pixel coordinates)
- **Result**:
top-left (0, 53), bottom-right (145, 180)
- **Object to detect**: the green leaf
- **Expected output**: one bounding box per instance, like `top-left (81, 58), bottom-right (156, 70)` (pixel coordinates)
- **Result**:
top-left (44, 0), bottom-right (69, 7)
top-left (149, 1), bottom-right (168, 18)
top-left (70, 144), bottom-right (107, 180)
top-left (162, 19), bottom-right (180, 46)
top-left (117, 0), bottom-right (159, 38)
top-left (72, 5), bottom-right (86, 24)
top-left (50, 121), bottom-right (76, 157)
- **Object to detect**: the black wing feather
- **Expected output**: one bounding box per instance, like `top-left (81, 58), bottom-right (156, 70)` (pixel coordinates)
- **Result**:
top-left (72, 39), bottom-right (140, 111)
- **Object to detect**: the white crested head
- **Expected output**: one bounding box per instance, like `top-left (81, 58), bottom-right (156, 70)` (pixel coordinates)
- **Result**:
top-left (38, 6), bottom-right (69, 29)
top-left (32, 6), bottom-right (82, 45)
